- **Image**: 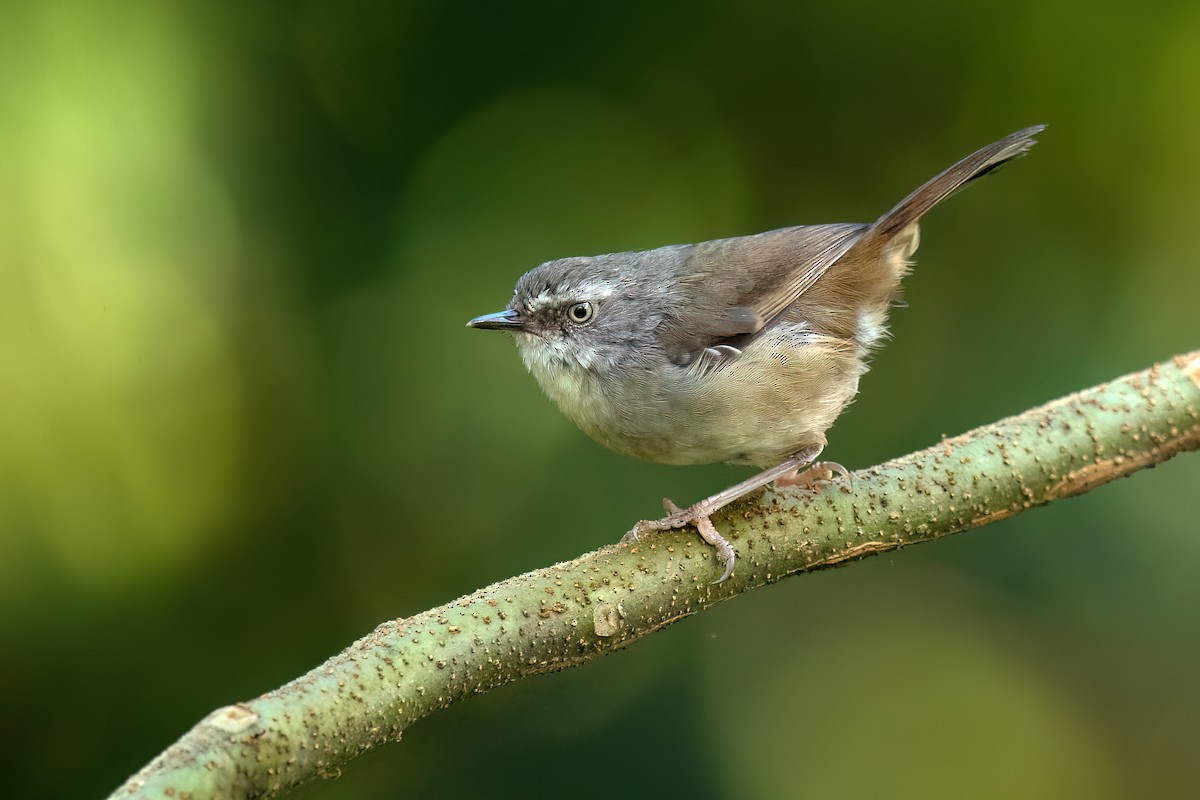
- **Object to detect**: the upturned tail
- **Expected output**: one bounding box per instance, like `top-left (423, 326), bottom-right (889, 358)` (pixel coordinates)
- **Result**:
top-left (869, 125), bottom-right (1045, 240)
top-left (804, 125), bottom-right (1044, 355)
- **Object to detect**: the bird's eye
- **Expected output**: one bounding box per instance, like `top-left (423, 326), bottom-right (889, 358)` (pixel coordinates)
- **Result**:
top-left (566, 301), bottom-right (594, 324)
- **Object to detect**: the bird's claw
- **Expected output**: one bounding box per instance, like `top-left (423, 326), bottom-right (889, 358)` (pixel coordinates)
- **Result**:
top-left (776, 460), bottom-right (854, 491)
top-left (622, 499), bottom-right (736, 583)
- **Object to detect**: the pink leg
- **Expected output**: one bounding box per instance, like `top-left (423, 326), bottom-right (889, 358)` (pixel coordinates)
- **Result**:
top-left (622, 444), bottom-right (824, 583)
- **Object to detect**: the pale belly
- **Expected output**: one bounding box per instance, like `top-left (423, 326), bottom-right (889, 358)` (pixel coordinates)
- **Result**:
top-left (528, 330), bottom-right (864, 468)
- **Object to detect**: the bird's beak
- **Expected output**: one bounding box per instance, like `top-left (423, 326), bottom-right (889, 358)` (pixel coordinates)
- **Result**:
top-left (466, 309), bottom-right (525, 331)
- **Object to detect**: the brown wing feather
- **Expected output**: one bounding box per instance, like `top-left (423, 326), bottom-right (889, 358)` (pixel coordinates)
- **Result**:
top-left (660, 126), bottom-right (1045, 366)
top-left (659, 223), bottom-right (869, 365)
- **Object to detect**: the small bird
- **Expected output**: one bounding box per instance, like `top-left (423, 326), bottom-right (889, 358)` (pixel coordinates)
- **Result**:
top-left (468, 126), bottom-right (1044, 583)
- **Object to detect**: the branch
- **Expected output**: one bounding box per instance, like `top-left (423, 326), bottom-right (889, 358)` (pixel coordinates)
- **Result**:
top-left (111, 352), bottom-right (1200, 799)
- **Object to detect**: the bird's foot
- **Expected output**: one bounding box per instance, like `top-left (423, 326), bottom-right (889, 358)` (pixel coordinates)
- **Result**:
top-left (622, 497), bottom-right (736, 584)
top-left (619, 447), bottom-right (825, 585)
top-left (775, 460), bottom-right (852, 492)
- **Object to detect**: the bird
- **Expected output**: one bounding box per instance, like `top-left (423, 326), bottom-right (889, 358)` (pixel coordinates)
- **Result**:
top-left (468, 125), bottom-right (1044, 583)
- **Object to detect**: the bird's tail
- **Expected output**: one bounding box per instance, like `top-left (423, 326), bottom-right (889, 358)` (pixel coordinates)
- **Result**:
top-left (868, 125), bottom-right (1045, 241)
top-left (811, 125), bottom-right (1044, 351)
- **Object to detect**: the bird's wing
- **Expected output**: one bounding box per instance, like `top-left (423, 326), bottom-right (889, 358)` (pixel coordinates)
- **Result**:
top-left (658, 222), bottom-right (868, 370)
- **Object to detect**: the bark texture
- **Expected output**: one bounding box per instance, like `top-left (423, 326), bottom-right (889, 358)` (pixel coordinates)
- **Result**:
top-left (111, 352), bottom-right (1200, 799)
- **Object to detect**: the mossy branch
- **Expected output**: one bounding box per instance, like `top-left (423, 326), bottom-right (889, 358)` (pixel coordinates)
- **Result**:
top-left (111, 352), bottom-right (1200, 799)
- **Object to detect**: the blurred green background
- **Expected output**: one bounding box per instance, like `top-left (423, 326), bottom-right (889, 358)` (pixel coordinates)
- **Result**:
top-left (2, 0), bottom-right (1198, 797)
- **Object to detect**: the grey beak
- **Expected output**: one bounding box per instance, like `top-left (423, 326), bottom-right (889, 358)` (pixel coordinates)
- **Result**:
top-left (467, 309), bottom-right (525, 331)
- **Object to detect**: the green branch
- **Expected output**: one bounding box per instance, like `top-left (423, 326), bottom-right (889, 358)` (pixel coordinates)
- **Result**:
top-left (111, 352), bottom-right (1200, 799)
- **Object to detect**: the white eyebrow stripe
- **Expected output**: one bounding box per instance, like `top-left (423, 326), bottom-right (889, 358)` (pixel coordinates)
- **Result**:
top-left (527, 281), bottom-right (618, 312)
top-left (580, 281), bottom-right (617, 299)
top-left (528, 290), bottom-right (557, 311)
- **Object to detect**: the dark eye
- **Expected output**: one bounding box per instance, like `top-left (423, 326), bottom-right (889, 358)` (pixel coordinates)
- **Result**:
top-left (566, 301), bottom-right (594, 324)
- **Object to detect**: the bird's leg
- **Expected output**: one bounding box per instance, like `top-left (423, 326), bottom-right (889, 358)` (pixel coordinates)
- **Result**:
top-left (622, 444), bottom-right (824, 583)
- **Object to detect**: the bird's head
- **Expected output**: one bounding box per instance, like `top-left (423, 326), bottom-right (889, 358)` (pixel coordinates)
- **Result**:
top-left (468, 255), bottom-right (665, 376)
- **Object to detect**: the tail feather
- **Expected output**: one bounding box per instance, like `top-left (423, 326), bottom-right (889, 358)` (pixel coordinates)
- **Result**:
top-left (869, 125), bottom-right (1045, 240)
